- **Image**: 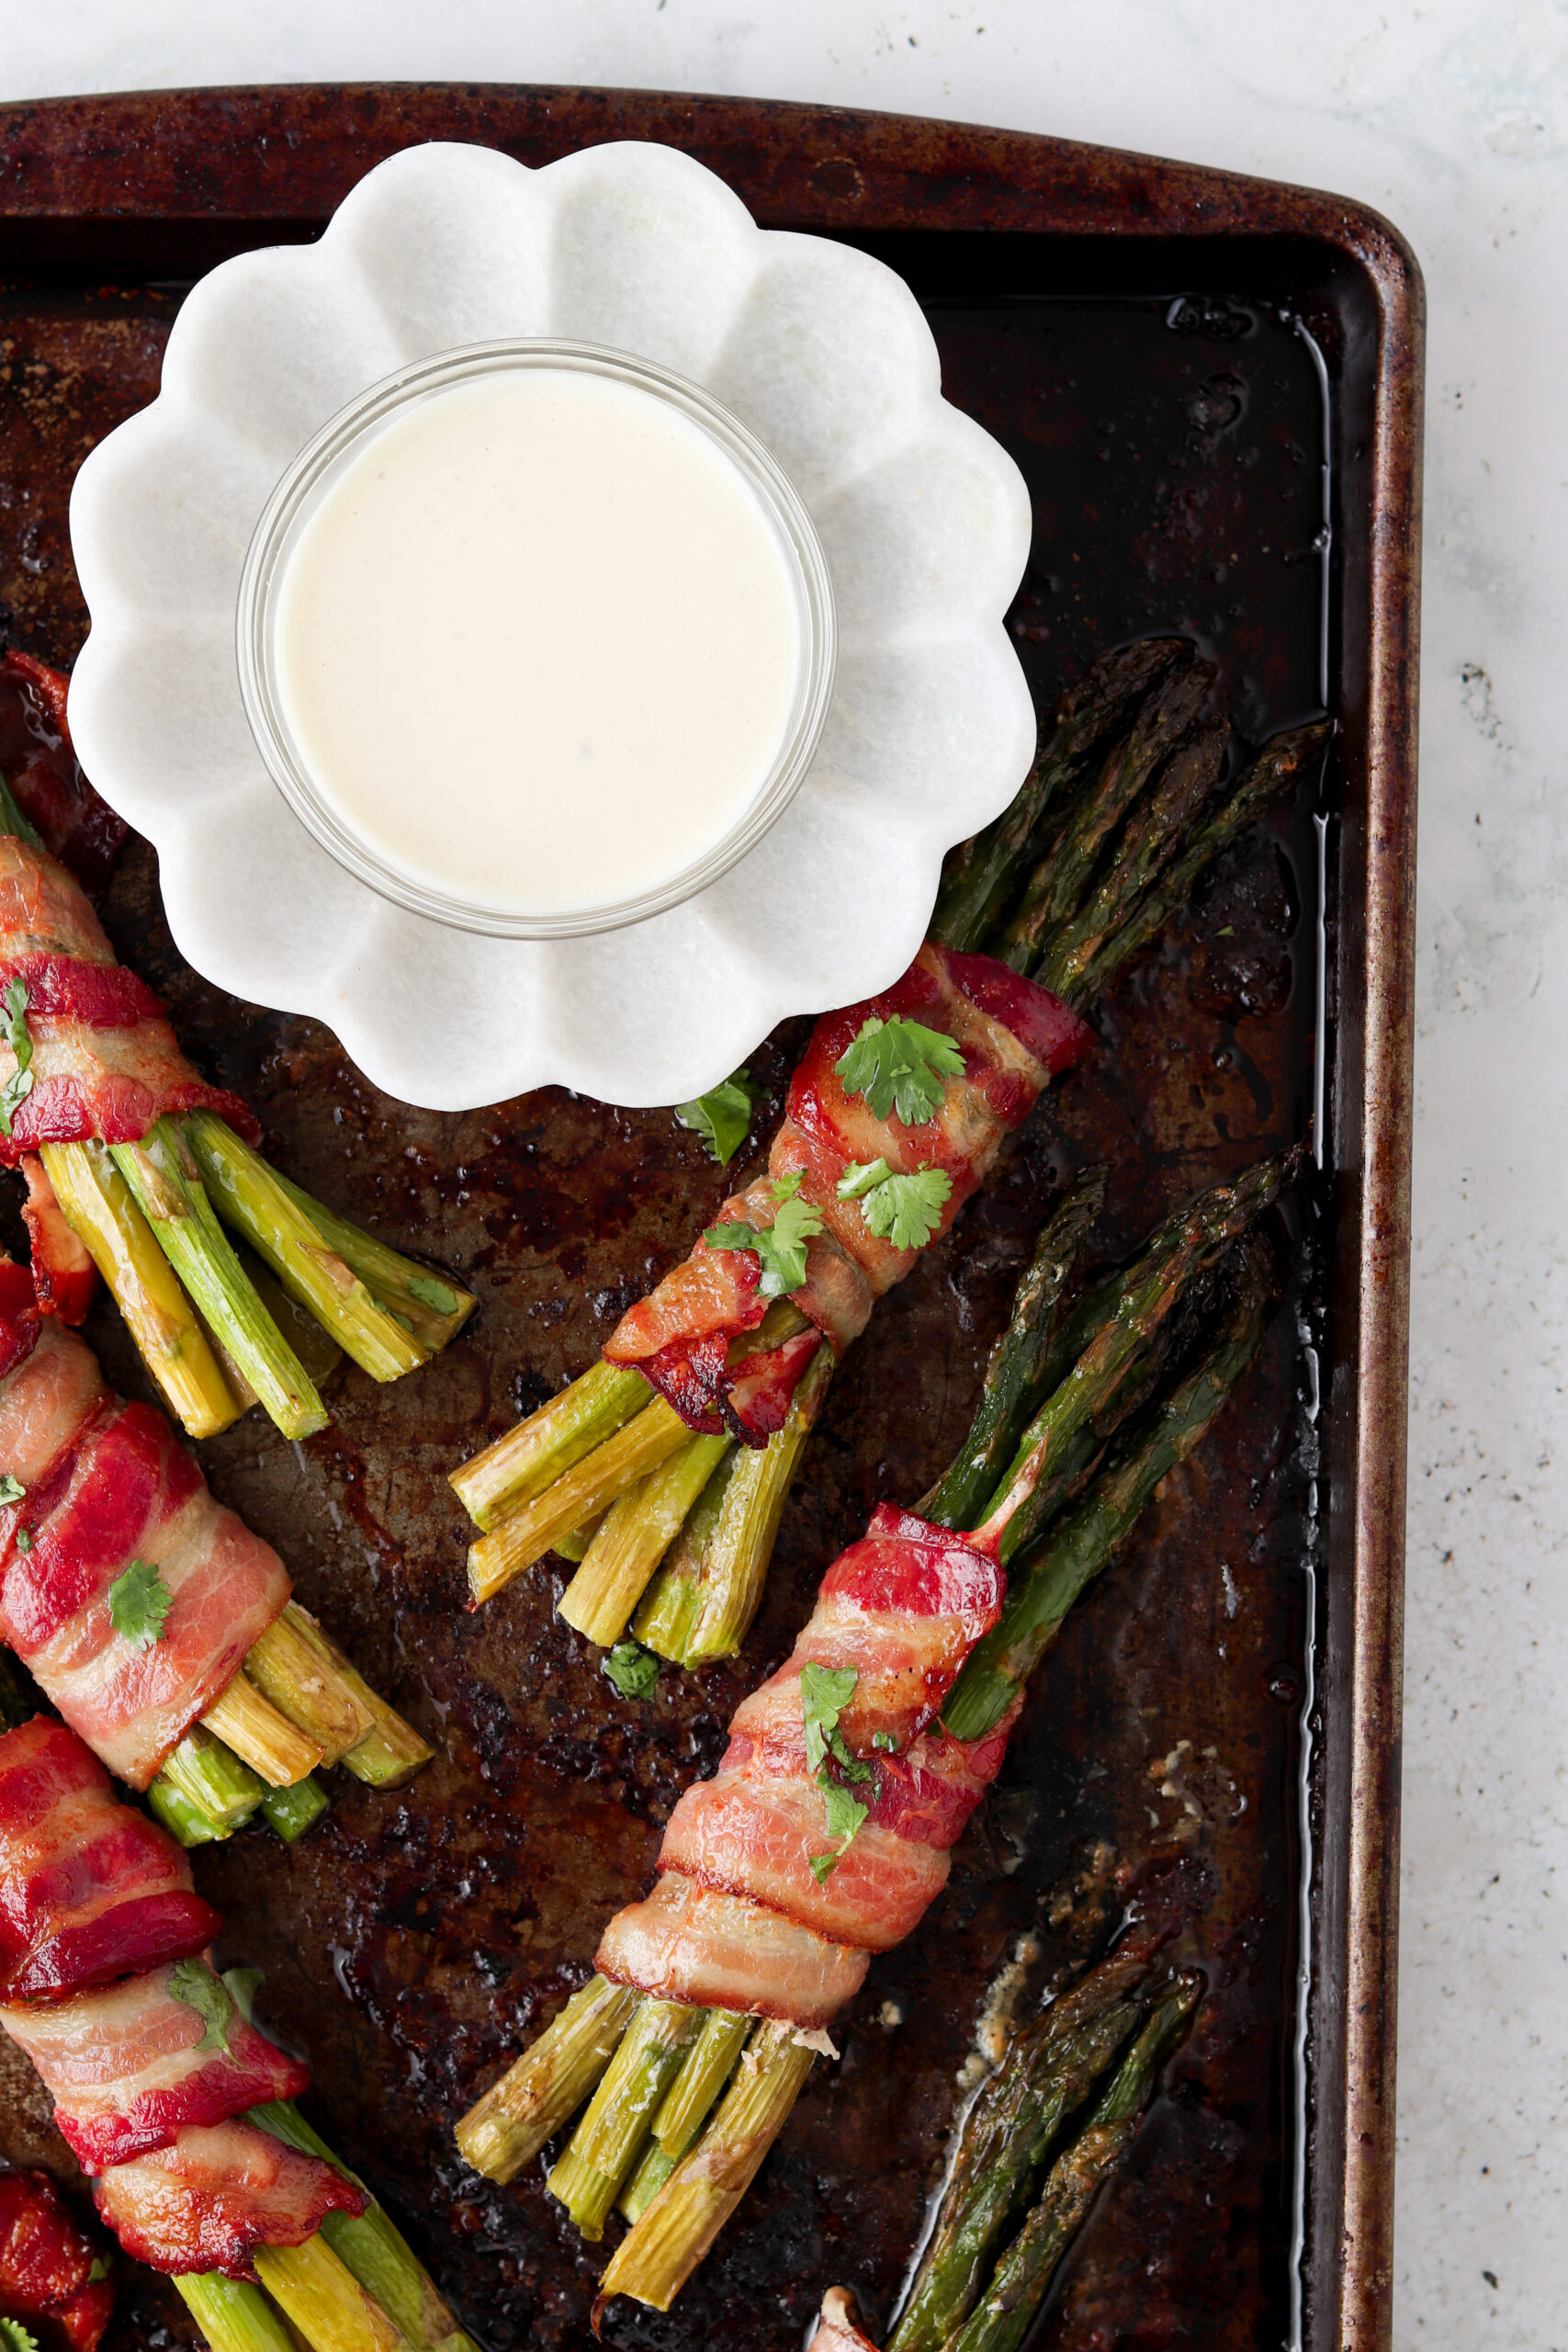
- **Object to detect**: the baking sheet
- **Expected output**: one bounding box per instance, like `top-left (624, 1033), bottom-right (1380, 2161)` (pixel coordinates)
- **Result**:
top-left (0, 86), bottom-right (1421, 2352)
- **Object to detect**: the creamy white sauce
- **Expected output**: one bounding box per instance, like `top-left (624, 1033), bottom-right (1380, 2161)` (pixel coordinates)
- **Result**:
top-left (272, 368), bottom-right (802, 917)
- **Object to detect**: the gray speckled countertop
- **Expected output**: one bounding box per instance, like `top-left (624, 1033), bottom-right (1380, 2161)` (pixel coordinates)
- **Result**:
top-left (4, 6), bottom-right (1562, 2341)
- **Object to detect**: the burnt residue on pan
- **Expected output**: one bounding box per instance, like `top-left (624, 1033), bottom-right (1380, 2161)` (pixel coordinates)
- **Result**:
top-left (0, 275), bottom-right (1329, 2350)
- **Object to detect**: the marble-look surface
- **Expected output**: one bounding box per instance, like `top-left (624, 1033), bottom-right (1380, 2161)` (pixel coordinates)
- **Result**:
top-left (4, 5), bottom-right (1564, 2343)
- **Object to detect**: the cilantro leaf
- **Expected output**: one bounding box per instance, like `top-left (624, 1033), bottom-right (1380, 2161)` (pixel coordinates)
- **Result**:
top-left (107, 1558), bottom-right (173, 1650)
top-left (168, 1957), bottom-right (234, 2054)
top-left (808, 1851), bottom-right (840, 1885)
top-left (801, 1660), bottom-right (859, 1776)
top-left (604, 1638), bottom-right (660, 1700)
top-left (16, 1529), bottom-right (31, 1554)
top-left (87, 2256), bottom-right (113, 2284)
top-left (1, 2320), bottom-right (40, 2352)
top-left (0, 978), bottom-right (34, 1140)
top-left (675, 1068), bottom-right (760, 1167)
top-left (858, 1167), bottom-right (954, 1251)
top-left (872, 1730), bottom-right (897, 1753)
top-left (407, 1272), bottom-right (458, 1315)
top-left (837, 1158), bottom-right (891, 1201)
top-left (821, 1777), bottom-right (870, 1845)
top-left (0, 1473), bottom-right (24, 1507)
top-left (705, 1176), bottom-right (825, 1301)
top-left (834, 1015), bottom-right (964, 1127)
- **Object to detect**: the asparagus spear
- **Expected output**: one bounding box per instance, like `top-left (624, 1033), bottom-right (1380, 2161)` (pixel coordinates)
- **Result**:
top-left (175, 2275), bottom-right (299, 2352)
top-left (250, 2098), bottom-right (478, 2352)
top-left (546, 1996), bottom-right (703, 2237)
top-left (946, 1973), bottom-right (1201, 2352)
top-left (943, 1236), bottom-right (1270, 1741)
top-left (919, 1167), bottom-right (1108, 1533)
top-left (467, 1396), bottom-right (694, 1605)
top-left (559, 1434), bottom-right (733, 1647)
top-left (998, 659), bottom-right (1215, 974)
top-left (455, 1975), bottom-right (642, 2184)
top-left (931, 639), bottom-right (1188, 955)
top-left (636, 1343), bottom-right (836, 1662)
top-left (967, 1154), bottom-right (1292, 1568)
top-left (887, 1945), bottom-right (1156, 2352)
top-left (1031, 720), bottom-right (1227, 1004)
top-left (1061, 720), bottom-right (1332, 1011)
top-left (595, 2021), bottom-right (817, 2313)
top-left (619, 2005), bottom-right (751, 2222)
top-left (451, 1360), bottom-right (654, 1532)
top-left (39, 1139), bottom-right (242, 1439)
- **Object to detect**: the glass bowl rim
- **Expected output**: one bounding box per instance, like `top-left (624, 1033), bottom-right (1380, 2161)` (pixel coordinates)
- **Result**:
top-left (234, 335), bottom-right (838, 940)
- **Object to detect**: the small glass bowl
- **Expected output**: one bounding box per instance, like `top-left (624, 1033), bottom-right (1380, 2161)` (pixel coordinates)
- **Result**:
top-left (235, 338), bottom-right (837, 939)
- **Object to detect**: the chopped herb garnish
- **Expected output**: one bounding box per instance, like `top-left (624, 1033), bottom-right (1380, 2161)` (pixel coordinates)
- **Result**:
top-left (801, 1660), bottom-right (874, 1883)
top-left (1, 2318), bottom-right (41, 2352)
top-left (838, 1159), bottom-right (954, 1251)
top-left (675, 1068), bottom-right (760, 1167)
top-left (107, 1557), bottom-right (173, 1650)
top-left (705, 1174), bottom-right (825, 1299)
top-left (0, 978), bottom-right (34, 1139)
top-left (604, 1638), bottom-right (660, 1700)
top-left (168, 1958), bottom-right (234, 2054)
top-left (834, 1014), bottom-right (964, 1127)
top-left (407, 1272), bottom-right (459, 1315)
top-left (15, 1529), bottom-right (31, 1554)
top-left (0, 1474), bottom-right (24, 1507)
top-left (87, 2256), bottom-right (113, 2285)
top-left (872, 1730), bottom-right (897, 1752)
top-left (1215, 925), bottom-right (1235, 938)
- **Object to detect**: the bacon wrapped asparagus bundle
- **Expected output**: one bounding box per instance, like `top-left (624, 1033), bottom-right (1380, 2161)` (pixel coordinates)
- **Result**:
top-left (0, 1252), bottom-right (431, 1847)
top-left (0, 1683), bottom-right (475, 2352)
top-left (452, 639), bottom-right (1327, 1663)
top-left (0, 656), bottom-right (475, 1443)
top-left (455, 1153), bottom-right (1292, 2311)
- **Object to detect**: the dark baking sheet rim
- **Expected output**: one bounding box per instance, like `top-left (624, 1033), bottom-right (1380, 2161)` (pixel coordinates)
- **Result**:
top-left (0, 84), bottom-right (1423, 2352)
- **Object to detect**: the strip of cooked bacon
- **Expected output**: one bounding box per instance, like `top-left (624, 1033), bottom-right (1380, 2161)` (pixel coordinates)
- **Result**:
top-left (597, 1506), bottom-right (1015, 2013)
top-left (604, 945), bottom-right (1091, 1437)
top-left (0, 1717), bottom-right (218, 2000)
top-left (0, 652), bottom-right (126, 899)
top-left (0, 2166), bottom-right (115, 2352)
top-left (0, 836), bottom-right (257, 1171)
top-left (2, 1958), bottom-right (310, 2170)
top-left (18, 1156), bottom-right (96, 1325)
top-left (94, 2119), bottom-right (365, 2279)
top-left (0, 1307), bottom-right (290, 1787)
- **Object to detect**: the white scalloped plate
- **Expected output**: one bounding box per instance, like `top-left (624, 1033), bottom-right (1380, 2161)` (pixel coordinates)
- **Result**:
top-left (67, 141), bottom-right (1036, 1112)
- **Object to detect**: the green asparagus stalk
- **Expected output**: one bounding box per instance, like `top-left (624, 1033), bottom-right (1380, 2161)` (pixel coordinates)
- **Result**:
top-left (251, 2234), bottom-right (409, 2352)
top-left (109, 1117), bottom-right (327, 1440)
top-left (40, 1138), bottom-right (243, 1439)
top-left (250, 2100), bottom-right (478, 2351)
top-left (257, 1774), bottom-right (333, 1842)
top-left (175, 2275), bottom-right (299, 2352)
top-left (451, 1360), bottom-right (654, 1532)
top-left (998, 658), bottom-right (1214, 974)
top-left (468, 1396), bottom-right (694, 1605)
top-left (887, 1945), bottom-right (1155, 2352)
top-left (920, 1167), bottom-right (1108, 1532)
top-left (596, 2021), bottom-right (817, 2312)
top-left (619, 2005), bottom-right (751, 2222)
top-left (1031, 720), bottom-right (1226, 1003)
top-left (943, 1234), bottom-right (1270, 1741)
top-left (154, 1724), bottom-right (266, 1836)
top-left (1062, 720), bottom-right (1332, 1011)
top-left (455, 1974), bottom-right (642, 2184)
top-left (637, 1342), bottom-right (836, 1662)
top-left (276, 1605), bottom-right (434, 1790)
top-left (261, 1158), bottom-right (476, 1355)
top-left (559, 1434), bottom-right (733, 1646)
top-left (946, 1973), bottom-right (1202, 2352)
top-left (546, 1997), bottom-right (703, 2237)
top-left (183, 1112), bottom-right (430, 1384)
top-left (931, 640), bottom-right (1186, 954)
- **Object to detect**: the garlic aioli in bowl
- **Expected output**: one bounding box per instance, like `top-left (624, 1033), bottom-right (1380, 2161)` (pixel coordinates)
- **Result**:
top-left (239, 344), bottom-right (835, 937)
